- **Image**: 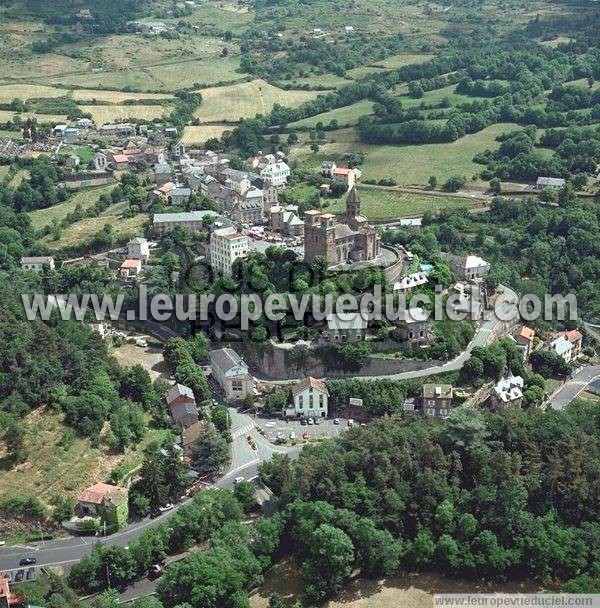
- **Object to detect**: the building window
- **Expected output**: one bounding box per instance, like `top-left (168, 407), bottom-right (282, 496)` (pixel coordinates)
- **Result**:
top-left (427, 408), bottom-right (435, 416)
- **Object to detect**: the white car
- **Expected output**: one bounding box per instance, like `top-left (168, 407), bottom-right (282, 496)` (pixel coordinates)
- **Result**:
top-left (234, 477), bottom-right (245, 484)
top-left (347, 419), bottom-right (354, 427)
top-left (289, 431), bottom-right (297, 440)
top-left (158, 503), bottom-right (174, 512)
top-left (308, 418), bottom-right (314, 425)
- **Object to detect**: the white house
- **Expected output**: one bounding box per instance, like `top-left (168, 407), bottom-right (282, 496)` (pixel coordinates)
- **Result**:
top-left (209, 348), bottom-right (254, 401)
top-left (210, 226), bottom-right (250, 276)
top-left (284, 376), bottom-right (329, 419)
top-left (93, 152), bottom-right (108, 171)
top-left (491, 374), bottom-right (524, 410)
top-left (119, 259), bottom-right (142, 278)
top-left (549, 334), bottom-right (573, 362)
top-left (21, 256), bottom-right (55, 273)
top-left (260, 162), bottom-right (290, 188)
top-left (393, 272), bottom-right (429, 293)
top-left (127, 237), bottom-right (150, 263)
top-left (441, 253), bottom-right (490, 281)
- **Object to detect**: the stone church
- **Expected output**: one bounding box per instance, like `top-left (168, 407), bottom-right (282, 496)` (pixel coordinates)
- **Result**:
top-left (303, 187), bottom-right (380, 266)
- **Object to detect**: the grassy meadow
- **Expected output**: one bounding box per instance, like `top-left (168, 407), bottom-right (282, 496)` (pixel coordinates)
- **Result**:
top-left (288, 100), bottom-right (375, 128)
top-left (358, 123), bottom-right (521, 185)
top-left (193, 79), bottom-right (325, 122)
top-left (28, 184), bottom-right (115, 231)
top-left (0, 407), bottom-right (171, 511)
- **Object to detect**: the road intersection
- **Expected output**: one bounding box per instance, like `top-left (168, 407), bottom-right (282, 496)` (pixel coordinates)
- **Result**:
top-left (0, 408), bottom-right (298, 575)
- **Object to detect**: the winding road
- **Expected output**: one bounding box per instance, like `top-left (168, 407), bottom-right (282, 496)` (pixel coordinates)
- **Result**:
top-left (256, 284), bottom-right (520, 383)
top-left (546, 365), bottom-right (600, 410)
top-left (0, 408), bottom-right (299, 575)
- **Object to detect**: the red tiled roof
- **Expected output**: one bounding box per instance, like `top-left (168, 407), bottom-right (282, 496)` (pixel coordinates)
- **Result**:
top-left (332, 168), bottom-right (352, 175)
top-left (292, 376), bottom-right (329, 396)
top-left (517, 326), bottom-right (535, 341)
top-left (120, 259), bottom-right (141, 269)
top-left (112, 154), bottom-right (129, 163)
top-left (78, 482), bottom-right (123, 505)
top-left (550, 329), bottom-right (583, 345)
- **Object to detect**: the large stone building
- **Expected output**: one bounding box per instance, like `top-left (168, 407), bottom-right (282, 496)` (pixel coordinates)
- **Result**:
top-left (210, 226), bottom-right (250, 276)
top-left (304, 187), bottom-right (380, 265)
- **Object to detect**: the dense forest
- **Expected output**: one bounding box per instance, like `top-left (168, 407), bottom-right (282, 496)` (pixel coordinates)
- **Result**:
top-left (259, 402), bottom-right (600, 601)
top-left (382, 197), bottom-right (600, 321)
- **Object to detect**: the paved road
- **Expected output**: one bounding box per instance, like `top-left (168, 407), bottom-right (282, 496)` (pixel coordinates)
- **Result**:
top-left (546, 365), bottom-right (600, 410)
top-left (257, 285), bottom-right (519, 383)
top-left (0, 409), bottom-right (298, 575)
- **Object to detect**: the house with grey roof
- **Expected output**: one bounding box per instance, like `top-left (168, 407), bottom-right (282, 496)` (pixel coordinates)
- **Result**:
top-left (209, 348), bottom-right (254, 401)
top-left (21, 256), bottom-right (55, 273)
top-left (154, 163), bottom-right (172, 186)
top-left (166, 383), bottom-right (199, 429)
top-left (326, 311), bottom-right (368, 342)
top-left (535, 176), bottom-right (565, 190)
top-left (153, 210), bottom-right (217, 236)
top-left (170, 187), bottom-right (192, 206)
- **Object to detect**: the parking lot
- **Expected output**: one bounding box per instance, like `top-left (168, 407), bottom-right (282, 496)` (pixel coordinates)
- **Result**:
top-left (3, 565), bottom-right (38, 584)
top-left (255, 416), bottom-right (353, 444)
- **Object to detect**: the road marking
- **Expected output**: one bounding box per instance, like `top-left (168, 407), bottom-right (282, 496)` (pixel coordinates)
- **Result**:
top-left (231, 423), bottom-right (255, 439)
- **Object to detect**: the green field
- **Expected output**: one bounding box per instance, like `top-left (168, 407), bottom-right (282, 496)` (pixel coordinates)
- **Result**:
top-left (395, 83), bottom-right (487, 108)
top-left (285, 183), bottom-right (481, 220)
top-left (0, 407), bottom-right (172, 512)
top-left (48, 56), bottom-right (244, 92)
top-left (28, 184), bottom-right (114, 231)
top-left (288, 100), bottom-right (375, 128)
top-left (40, 201), bottom-right (147, 249)
top-left (194, 79), bottom-right (324, 122)
top-left (358, 123), bottom-right (522, 185)
top-left (326, 187), bottom-right (481, 220)
top-left (372, 53), bottom-right (435, 69)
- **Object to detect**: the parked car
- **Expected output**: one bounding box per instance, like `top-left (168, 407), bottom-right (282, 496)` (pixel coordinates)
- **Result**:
top-left (26, 568), bottom-right (35, 581)
top-left (314, 417), bottom-right (320, 425)
top-left (301, 418), bottom-right (308, 426)
top-left (276, 432), bottom-right (286, 441)
top-left (4, 571), bottom-right (12, 583)
top-left (333, 418), bottom-right (340, 425)
top-left (15, 570), bottom-right (24, 582)
top-left (307, 417), bottom-right (314, 425)
top-left (234, 477), bottom-right (245, 484)
top-left (289, 431), bottom-right (297, 440)
top-left (302, 432), bottom-right (310, 440)
top-left (158, 503), bottom-right (174, 513)
top-left (347, 419), bottom-right (354, 427)
top-left (148, 564), bottom-right (163, 580)
top-left (19, 557), bottom-right (36, 566)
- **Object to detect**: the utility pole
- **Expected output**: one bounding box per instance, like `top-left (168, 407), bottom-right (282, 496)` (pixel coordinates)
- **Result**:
top-left (38, 521), bottom-right (45, 549)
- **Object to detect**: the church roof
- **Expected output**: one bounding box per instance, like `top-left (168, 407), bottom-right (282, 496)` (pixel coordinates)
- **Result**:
top-left (347, 185), bottom-right (361, 204)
